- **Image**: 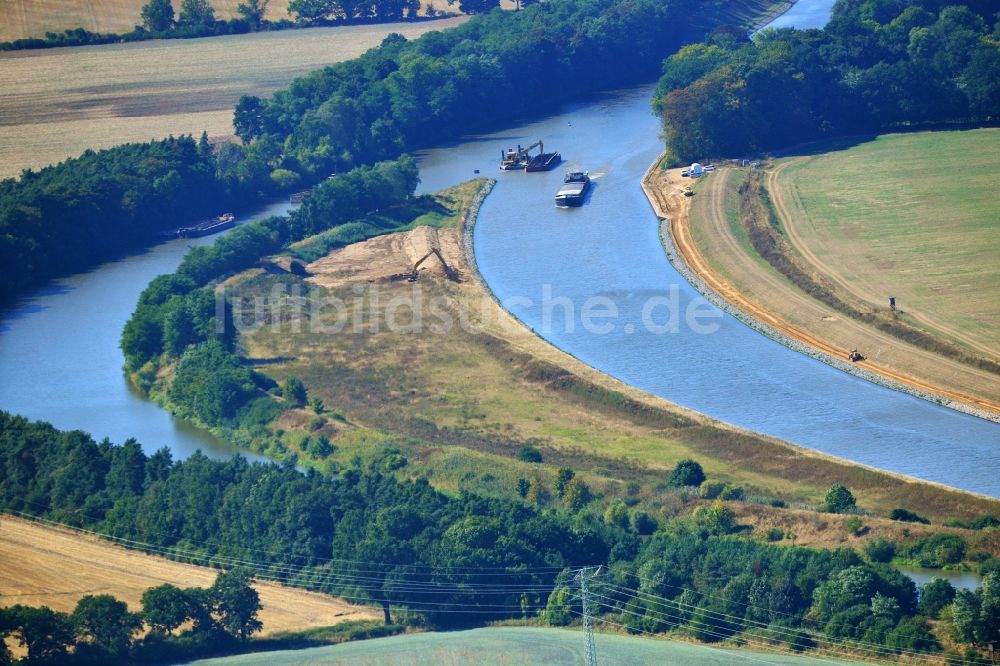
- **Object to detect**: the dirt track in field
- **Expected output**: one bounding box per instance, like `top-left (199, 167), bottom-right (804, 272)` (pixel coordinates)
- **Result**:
top-left (766, 159), bottom-right (998, 362)
top-left (0, 515), bottom-right (378, 632)
top-left (642, 162), bottom-right (1000, 419)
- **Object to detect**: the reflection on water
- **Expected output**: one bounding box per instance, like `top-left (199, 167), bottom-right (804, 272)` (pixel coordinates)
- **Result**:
top-left (897, 566), bottom-right (983, 593)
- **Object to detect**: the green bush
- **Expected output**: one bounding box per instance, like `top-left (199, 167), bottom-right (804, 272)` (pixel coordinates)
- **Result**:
top-left (863, 537), bottom-right (896, 563)
top-left (699, 480), bottom-right (725, 499)
top-left (822, 484), bottom-right (857, 514)
top-left (516, 446), bottom-right (543, 463)
top-left (719, 484), bottom-right (745, 501)
top-left (891, 508), bottom-right (930, 524)
top-left (668, 459), bottom-right (705, 488)
top-left (235, 396), bottom-right (283, 428)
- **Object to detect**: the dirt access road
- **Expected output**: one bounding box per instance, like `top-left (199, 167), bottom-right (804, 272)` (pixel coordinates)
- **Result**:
top-left (643, 162), bottom-right (1000, 419)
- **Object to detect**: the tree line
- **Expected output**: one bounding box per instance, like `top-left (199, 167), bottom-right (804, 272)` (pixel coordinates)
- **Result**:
top-left (654, 0), bottom-right (1000, 162)
top-left (2, 0), bottom-right (725, 304)
top-left (2, 411), bottom-right (999, 663)
top-left (0, 569), bottom-right (262, 665)
top-left (120, 158), bottom-right (419, 428)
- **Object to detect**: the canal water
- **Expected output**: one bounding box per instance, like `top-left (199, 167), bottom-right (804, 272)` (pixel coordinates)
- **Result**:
top-left (897, 566), bottom-right (983, 593)
top-left (1, 0), bottom-right (997, 495)
top-left (415, 85), bottom-right (1000, 497)
top-left (760, 0), bottom-right (838, 31)
top-left (0, 201), bottom-right (291, 461)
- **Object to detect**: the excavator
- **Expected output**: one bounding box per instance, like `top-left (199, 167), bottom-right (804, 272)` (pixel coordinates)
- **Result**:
top-left (402, 248), bottom-right (461, 283)
top-left (500, 140), bottom-right (544, 170)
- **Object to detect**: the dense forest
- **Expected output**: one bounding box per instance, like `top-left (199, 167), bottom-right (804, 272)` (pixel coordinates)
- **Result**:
top-left (3, 412), bottom-right (1000, 664)
top-left (1, 0), bottom-right (731, 304)
top-left (654, 0), bottom-right (1000, 161)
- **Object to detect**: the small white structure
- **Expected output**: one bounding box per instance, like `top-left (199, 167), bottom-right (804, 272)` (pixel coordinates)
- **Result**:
top-left (690, 163), bottom-right (705, 177)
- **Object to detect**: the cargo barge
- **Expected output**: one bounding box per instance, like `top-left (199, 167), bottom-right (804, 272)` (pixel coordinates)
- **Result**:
top-left (555, 171), bottom-right (590, 207)
top-left (177, 213), bottom-right (236, 238)
top-left (525, 151), bottom-right (561, 172)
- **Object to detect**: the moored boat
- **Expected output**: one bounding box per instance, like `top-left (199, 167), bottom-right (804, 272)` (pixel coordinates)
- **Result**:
top-left (177, 213), bottom-right (236, 238)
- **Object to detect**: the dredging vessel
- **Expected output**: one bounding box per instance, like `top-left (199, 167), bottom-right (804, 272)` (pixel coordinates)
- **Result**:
top-left (500, 139), bottom-right (560, 171)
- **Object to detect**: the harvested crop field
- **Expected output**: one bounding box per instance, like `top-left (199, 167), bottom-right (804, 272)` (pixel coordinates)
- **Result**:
top-left (0, 16), bottom-right (467, 177)
top-left (0, 514), bottom-right (378, 632)
top-left (0, 1), bottom-right (460, 42)
top-left (769, 130), bottom-right (1000, 363)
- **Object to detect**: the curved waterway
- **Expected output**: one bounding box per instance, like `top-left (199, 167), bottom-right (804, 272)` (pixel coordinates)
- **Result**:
top-left (415, 86), bottom-right (1000, 498)
top-left (0, 0), bottom-right (996, 492)
top-left (0, 202), bottom-right (292, 461)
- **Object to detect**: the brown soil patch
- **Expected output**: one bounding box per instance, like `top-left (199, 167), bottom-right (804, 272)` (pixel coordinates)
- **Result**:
top-left (307, 225), bottom-right (466, 289)
top-left (643, 160), bottom-right (1000, 418)
top-left (0, 514), bottom-right (378, 632)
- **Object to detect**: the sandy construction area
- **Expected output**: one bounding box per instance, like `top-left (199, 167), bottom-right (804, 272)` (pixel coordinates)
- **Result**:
top-left (308, 225), bottom-right (466, 289)
top-left (643, 162), bottom-right (1000, 419)
top-left (0, 514), bottom-right (378, 632)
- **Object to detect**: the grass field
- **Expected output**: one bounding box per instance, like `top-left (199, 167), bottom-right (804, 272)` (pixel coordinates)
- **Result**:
top-left (187, 626), bottom-right (869, 665)
top-left (771, 129), bottom-right (1000, 363)
top-left (0, 515), bottom-right (378, 632)
top-left (0, 16), bottom-right (467, 178)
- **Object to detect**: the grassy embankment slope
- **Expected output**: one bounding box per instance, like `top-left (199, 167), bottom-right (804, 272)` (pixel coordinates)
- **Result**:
top-left (216, 178), bottom-right (1000, 557)
top-left (0, 17), bottom-right (467, 178)
top-left (0, 515), bottom-right (378, 633)
top-left (647, 129), bottom-right (1000, 418)
top-left (186, 626), bottom-right (868, 666)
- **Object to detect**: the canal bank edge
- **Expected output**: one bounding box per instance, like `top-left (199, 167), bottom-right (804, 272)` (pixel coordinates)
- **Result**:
top-left (465, 166), bottom-right (999, 506)
top-left (640, 154), bottom-right (1000, 425)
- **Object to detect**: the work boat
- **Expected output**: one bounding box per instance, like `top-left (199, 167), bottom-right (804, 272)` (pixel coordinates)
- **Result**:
top-left (555, 171), bottom-right (590, 207)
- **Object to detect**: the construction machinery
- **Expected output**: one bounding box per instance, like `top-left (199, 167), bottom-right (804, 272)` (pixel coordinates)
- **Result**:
top-left (397, 248), bottom-right (461, 283)
top-left (848, 349), bottom-right (865, 362)
top-left (501, 140), bottom-right (559, 171)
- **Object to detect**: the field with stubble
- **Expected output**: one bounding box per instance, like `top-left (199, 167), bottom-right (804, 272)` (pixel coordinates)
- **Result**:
top-left (0, 16), bottom-right (467, 178)
top-left (0, 0), bottom-right (469, 41)
top-left (0, 514), bottom-right (378, 632)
